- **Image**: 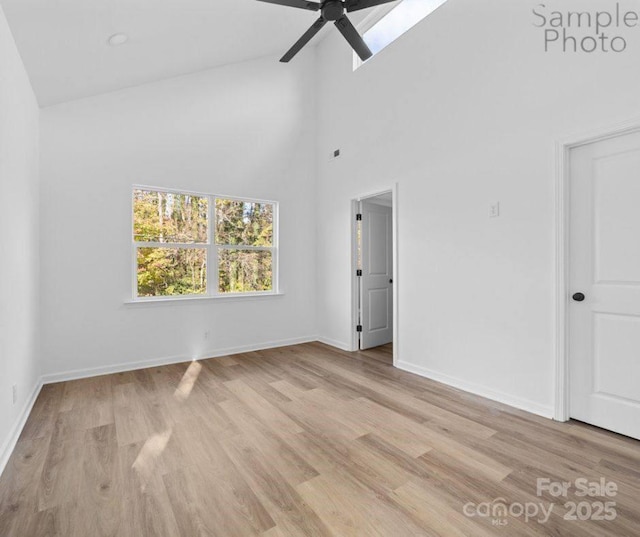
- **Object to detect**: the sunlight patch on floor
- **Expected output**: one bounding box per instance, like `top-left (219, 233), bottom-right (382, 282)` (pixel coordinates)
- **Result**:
top-left (174, 360), bottom-right (202, 402)
top-left (132, 428), bottom-right (173, 491)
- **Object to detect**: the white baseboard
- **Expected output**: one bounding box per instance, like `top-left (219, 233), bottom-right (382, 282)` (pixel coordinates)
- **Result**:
top-left (2, 336), bottom-right (318, 477)
top-left (396, 360), bottom-right (554, 419)
top-left (316, 336), bottom-right (353, 352)
top-left (41, 335), bottom-right (319, 385)
top-left (3, 342), bottom-right (553, 481)
top-left (0, 379), bottom-right (43, 478)
top-left (200, 335), bottom-right (320, 359)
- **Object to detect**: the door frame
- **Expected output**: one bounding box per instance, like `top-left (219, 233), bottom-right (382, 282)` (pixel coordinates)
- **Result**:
top-left (554, 118), bottom-right (640, 422)
top-left (350, 184), bottom-right (399, 366)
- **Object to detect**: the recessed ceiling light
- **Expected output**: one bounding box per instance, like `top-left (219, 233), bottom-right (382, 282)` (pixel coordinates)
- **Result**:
top-left (108, 33), bottom-right (128, 47)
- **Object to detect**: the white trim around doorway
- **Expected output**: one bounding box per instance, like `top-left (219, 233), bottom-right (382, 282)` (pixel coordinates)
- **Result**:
top-left (350, 184), bottom-right (399, 367)
top-left (554, 117), bottom-right (640, 422)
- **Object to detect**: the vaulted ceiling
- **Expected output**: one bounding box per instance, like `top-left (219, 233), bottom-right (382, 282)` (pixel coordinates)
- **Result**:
top-left (1, 0), bottom-right (346, 106)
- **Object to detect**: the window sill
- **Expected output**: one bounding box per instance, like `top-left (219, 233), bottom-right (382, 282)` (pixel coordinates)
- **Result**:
top-left (124, 292), bottom-right (285, 306)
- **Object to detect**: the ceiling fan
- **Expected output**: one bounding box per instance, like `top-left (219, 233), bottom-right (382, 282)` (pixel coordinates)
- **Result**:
top-left (257, 0), bottom-right (397, 63)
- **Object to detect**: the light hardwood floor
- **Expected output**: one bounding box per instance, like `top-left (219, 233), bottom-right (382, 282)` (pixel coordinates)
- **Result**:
top-left (1, 342), bottom-right (639, 536)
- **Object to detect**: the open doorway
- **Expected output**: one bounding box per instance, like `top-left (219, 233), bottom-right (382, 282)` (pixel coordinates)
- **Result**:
top-left (351, 187), bottom-right (398, 365)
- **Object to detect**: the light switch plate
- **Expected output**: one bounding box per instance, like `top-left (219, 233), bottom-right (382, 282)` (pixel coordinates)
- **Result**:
top-left (489, 202), bottom-right (500, 218)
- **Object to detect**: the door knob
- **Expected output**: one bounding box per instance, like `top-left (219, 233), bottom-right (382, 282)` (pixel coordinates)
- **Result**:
top-left (389, 279), bottom-right (393, 284)
top-left (572, 292), bottom-right (586, 302)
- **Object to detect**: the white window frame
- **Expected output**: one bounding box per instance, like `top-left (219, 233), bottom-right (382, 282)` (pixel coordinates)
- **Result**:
top-left (353, 0), bottom-right (449, 70)
top-left (353, 1), bottom-right (401, 70)
top-left (131, 185), bottom-right (279, 302)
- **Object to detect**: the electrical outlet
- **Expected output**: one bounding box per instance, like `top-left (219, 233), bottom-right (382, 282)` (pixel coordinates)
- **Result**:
top-left (489, 202), bottom-right (500, 218)
top-left (12, 385), bottom-right (17, 405)
top-left (204, 331), bottom-right (210, 340)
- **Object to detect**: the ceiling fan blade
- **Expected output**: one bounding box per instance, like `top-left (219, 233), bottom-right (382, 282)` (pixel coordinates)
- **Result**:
top-left (280, 17), bottom-right (327, 62)
top-left (334, 16), bottom-right (372, 61)
top-left (346, 0), bottom-right (397, 13)
top-left (256, 0), bottom-right (320, 11)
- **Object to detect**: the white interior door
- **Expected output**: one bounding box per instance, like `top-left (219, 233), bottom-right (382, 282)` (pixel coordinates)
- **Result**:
top-left (360, 200), bottom-right (393, 350)
top-left (569, 130), bottom-right (640, 440)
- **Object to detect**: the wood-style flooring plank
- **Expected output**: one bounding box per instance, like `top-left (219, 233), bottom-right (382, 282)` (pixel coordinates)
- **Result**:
top-left (219, 433), bottom-right (330, 537)
top-left (1, 342), bottom-right (639, 537)
top-left (37, 412), bottom-right (85, 512)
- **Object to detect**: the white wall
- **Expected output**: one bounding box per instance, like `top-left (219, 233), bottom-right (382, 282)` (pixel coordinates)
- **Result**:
top-left (315, 0), bottom-right (640, 416)
top-left (0, 6), bottom-right (40, 466)
top-left (40, 51), bottom-right (318, 378)
top-left (22, 0), bottom-right (640, 421)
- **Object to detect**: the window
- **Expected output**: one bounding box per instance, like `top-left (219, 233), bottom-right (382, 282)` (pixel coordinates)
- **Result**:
top-left (354, 0), bottom-right (449, 69)
top-left (132, 188), bottom-right (277, 299)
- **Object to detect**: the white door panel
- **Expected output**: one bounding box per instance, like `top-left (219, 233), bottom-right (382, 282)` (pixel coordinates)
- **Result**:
top-left (594, 152), bottom-right (640, 283)
top-left (594, 313), bottom-right (640, 403)
top-left (368, 288), bottom-right (390, 331)
top-left (569, 131), bottom-right (640, 440)
top-left (360, 201), bottom-right (393, 350)
top-left (368, 211), bottom-right (391, 275)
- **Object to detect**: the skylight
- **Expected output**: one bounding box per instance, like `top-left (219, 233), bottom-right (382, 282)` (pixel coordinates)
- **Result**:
top-left (356, 0), bottom-right (448, 67)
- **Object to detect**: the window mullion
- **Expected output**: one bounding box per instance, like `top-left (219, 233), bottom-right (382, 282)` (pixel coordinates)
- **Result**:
top-left (274, 202), bottom-right (279, 293)
top-left (134, 241), bottom-right (206, 249)
top-left (132, 244), bottom-right (138, 299)
top-left (216, 245), bottom-right (272, 251)
top-left (210, 196), bottom-right (218, 297)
